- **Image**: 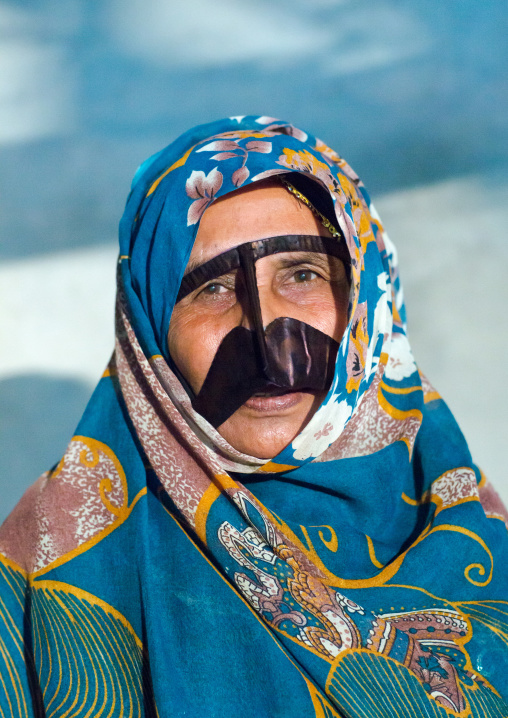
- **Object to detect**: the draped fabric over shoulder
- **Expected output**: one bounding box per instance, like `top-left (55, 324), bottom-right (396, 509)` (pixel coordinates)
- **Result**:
top-left (2, 115), bottom-right (508, 718)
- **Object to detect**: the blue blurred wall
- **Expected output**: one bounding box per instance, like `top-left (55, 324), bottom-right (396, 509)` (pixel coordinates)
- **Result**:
top-left (1, 0), bottom-right (507, 520)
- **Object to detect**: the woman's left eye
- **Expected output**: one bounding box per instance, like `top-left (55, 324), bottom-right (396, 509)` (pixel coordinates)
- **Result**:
top-left (292, 269), bottom-right (319, 283)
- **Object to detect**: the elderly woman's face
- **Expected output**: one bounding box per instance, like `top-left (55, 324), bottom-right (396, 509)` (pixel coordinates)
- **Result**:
top-left (168, 182), bottom-right (349, 458)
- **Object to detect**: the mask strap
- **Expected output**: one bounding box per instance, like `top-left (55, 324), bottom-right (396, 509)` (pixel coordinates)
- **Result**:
top-left (279, 177), bottom-right (341, 238)
top-left (237, 243), bottom-right (269, 373)
top-left (176, 234), bottom-right (349, 303)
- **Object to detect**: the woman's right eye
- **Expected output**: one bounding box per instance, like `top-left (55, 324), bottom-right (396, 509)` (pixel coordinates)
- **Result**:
top-left (199, 282), bottom-right (230, 297)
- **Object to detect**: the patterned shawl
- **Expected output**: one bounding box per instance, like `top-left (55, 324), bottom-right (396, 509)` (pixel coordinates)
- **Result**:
top-left (1, 115), bottom-right (508, 718)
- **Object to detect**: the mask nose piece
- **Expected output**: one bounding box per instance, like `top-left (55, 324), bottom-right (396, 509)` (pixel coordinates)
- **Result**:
top-left (238, 244), bottom-right (270, 377)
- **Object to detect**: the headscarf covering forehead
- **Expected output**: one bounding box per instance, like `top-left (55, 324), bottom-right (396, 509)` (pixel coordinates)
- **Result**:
top-left (118, 115), bottom-right (394, 422)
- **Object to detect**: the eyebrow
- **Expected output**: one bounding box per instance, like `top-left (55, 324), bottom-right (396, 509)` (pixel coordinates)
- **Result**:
top-left (183, 258), bottom-right (202, 276)
top-left (271, 251), bottom-right (332, 267)
top-left (178, 235), bottom-right (350, 302)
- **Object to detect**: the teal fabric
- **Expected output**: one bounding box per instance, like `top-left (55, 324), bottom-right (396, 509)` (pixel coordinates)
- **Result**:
top-left (1, 115), bottom-right (508, 718)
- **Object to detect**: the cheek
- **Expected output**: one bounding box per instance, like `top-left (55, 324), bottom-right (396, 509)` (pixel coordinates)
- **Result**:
top-left (167, 311), bottom-right (229, 392)
top-left (292, 292), bottom-right (349, 343)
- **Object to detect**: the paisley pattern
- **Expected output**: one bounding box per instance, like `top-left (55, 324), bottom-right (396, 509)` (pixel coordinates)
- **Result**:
top-left (1, 115), bottom-right (508, 717)
top-left (210, 486), bottom-right (505, 714)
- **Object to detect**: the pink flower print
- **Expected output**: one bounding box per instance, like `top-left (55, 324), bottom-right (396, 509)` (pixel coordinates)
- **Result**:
top-left (276, 148), bottom-right (340, 193)
top-left (232, 165), bottom-right (250, 186)
top-left (251, 146), bottom-right (343, 197)
top-left (250, 168), bottom-right (287, 182)
top-left (313, 138), bottom-right (361, 184)
top-left (197, 139), bottom-right (242, 157)
top-left (255, 116), bottom-right (308, 142)
top-left (186, 167), bottom-right (223, 225)
top-left (196, 138), bottom-right (272, 188)
top-left (244, 140), bottom-right (272, 154)
top-left (313, 137), bottom-right (343, 167)
top-left (390, 356), bottom-right (403, 370)
top-left (314, 422), bottom-right (333, 440)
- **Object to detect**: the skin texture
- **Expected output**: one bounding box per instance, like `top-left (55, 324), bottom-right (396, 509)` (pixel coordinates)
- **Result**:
top-left (167, 181), bottom-right (350, 458)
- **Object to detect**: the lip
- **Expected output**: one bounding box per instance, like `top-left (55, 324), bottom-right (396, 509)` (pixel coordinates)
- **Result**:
top-left (243, 391), bottom-right (304, 413)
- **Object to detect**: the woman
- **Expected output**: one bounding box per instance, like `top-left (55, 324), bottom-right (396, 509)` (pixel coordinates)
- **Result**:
top-left (1, 115), bottom-right (508, 717)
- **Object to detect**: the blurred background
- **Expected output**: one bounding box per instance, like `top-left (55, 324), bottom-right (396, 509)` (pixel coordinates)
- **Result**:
top-left (1, 0), bottom-right (507, 522)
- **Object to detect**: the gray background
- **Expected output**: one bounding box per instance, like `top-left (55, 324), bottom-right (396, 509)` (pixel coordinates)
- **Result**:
top-left (1, 0), bottom-right (507, 522)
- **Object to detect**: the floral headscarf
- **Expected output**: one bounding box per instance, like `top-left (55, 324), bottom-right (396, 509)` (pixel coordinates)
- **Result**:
top-left (1, 115), bottom-right (508, 718)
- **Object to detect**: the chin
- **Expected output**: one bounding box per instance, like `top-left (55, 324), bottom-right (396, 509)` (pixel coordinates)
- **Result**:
top-left (217, 391), bottom-right (323, 459)
top-left (218, 414), bottom-right (300, 459)
top-left (223, 431), bottom-right (295, 460)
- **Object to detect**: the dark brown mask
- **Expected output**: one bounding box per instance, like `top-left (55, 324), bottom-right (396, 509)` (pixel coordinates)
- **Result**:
top-left (174, 234), bottom-right (350, 429)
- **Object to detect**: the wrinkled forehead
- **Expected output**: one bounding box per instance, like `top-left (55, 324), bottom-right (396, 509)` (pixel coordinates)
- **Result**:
top-left (176, 233), bottom-right (351, 302)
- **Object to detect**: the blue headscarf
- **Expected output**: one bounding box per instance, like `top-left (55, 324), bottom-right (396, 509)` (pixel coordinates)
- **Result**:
top-left (1, 115), bottom-right (508, 717)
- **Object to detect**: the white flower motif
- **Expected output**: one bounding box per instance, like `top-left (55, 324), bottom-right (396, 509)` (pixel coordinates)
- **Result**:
top-left (384, 334), bottom-right (417, 381)
top-left (364, 271), bottom-right (391, 383)
top-left (291, 398), bottom-right (353, 461)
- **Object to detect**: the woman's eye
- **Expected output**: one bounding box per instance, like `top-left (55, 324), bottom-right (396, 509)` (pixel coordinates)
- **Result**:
top-left (201, 282), bottom-right (227, 295)
top-left (197, 280), bottom-right (238, 299)
top-left (292, 269), bottom-right (319, 283)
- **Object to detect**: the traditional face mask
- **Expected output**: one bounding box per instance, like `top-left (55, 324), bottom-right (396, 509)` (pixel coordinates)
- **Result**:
top-left (174, 233), bottom-right (350, 429)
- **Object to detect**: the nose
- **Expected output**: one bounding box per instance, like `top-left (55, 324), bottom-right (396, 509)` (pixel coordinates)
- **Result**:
top-left (257, 282), bottom-right (286, 328)
top-left (235, 250), bottom-right (289, 332)
top-left (237, 274), bottom-right (286, 332)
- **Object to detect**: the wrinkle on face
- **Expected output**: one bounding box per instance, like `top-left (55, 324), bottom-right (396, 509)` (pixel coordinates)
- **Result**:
top-left (168, 181), bottom-right (350, 458)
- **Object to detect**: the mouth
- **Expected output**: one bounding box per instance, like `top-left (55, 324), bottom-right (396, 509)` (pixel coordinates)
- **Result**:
top-left (251, 384), bottom-right (294, 398)
top-left (243, 387), bottom-right (311, 413)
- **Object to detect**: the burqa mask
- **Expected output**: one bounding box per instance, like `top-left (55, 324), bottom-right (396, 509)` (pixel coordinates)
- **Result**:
top-left (174, 232), bottom-right (351, 429)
